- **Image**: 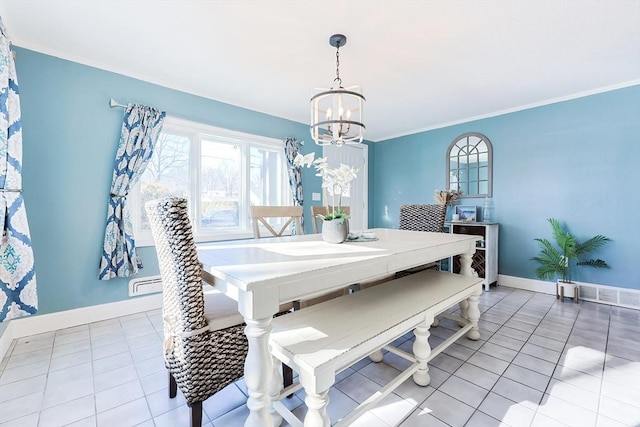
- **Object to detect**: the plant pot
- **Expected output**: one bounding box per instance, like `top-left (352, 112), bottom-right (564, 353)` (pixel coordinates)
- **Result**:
top-left (556, 280), bottom-right (579, 303)
top-left (321, 219), bottom-right (349, 244)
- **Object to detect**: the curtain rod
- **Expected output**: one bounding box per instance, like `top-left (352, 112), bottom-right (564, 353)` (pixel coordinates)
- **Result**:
top-left (109, 98), bottom-right (127, 109)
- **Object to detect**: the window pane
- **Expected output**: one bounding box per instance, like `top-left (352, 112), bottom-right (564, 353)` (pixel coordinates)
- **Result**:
top-left (479, 166), bottom-right (488, 180)
top-left (468, 167), bottom-right (478, 181)
top-left (139, 133), bottom-right (190, 231)
top-left (250, 146), bottom-right (284, 206)
top-left (200, 140), bottom-right (241, 229)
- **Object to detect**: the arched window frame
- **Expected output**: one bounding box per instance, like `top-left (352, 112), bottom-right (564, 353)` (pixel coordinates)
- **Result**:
top-left (446, 132), bottom-right (493, 198)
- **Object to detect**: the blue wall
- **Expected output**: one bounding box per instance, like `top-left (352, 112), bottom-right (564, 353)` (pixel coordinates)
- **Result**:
top-left (15, 47), bottom-right (323, 315)
top-left (13, 46), bottom-right (640, 320)
top-left (371, 85), bottom-right (640, 289)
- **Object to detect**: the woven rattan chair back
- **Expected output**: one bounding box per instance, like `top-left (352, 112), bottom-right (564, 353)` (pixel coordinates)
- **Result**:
top-left (399, 204), bottom-right (447, 233)
top-left (145, 197), bottom-right (247, 427)
top-left (311, 205), bottom-right (351, 234)
top-left (250, 205), bottom-right (304, 238)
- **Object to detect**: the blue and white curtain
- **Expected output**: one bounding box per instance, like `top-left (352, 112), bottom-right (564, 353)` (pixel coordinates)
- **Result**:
top-left (0, 20), bottom-right (37, 322)
top-left (284, 137), bottom-right (304, 233)
top-left (98, 104), bottom-right (165, 280)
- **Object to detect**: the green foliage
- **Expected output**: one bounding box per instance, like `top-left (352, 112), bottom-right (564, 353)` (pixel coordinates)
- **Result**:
top-left (531, 218), bottom-right (610, 283)
top-left (323, 210), bottom-right (350, 223)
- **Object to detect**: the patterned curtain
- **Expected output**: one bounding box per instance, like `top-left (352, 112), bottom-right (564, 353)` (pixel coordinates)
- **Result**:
top-left (0, 21), bottom-right (37, 322)
top-left (284, 137), bottom-right (304, 233)
top-left (98, 104), bottom-right (165, 280)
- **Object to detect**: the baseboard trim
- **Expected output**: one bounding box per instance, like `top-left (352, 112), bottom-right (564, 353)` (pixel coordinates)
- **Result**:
top-left (497, 274), bottom-right (556, 295)
top-left (0, 294), bottom-right (163, 361)
top-left (0, 322), bottom-right (15, 364)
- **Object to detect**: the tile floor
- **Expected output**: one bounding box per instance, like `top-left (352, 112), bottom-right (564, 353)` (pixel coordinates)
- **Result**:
top-left (0, 287), bottom-right (639, 427)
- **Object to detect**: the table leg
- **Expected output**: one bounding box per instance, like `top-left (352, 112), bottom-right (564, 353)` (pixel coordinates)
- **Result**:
top-left (244, 317), bottom-right (275, 427)
top-left (466, 289), bottom-right (482, 340)
top-left (269, 356), bottom-right (283, 426)
top-left (458, 250), bottom-right (474, 321)
top-left (460, 249), bottom-right (481, 340)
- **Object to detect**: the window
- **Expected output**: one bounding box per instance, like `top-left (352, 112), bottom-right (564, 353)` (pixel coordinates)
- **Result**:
top-left (131, 117), bottom-right (290, 246)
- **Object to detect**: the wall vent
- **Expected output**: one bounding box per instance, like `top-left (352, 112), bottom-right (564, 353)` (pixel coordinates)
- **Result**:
top-left (129, 275), bottom-right (163, 297)
top-left (579, 283), bottom-right (640, 310)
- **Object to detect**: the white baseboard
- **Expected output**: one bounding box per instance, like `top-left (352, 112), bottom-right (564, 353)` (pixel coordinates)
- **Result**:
top-left (0, 294), bottom-right (163, 362)
top-left (0, 322), bottom-right (15, 364)
top-left (497, 274), bottom-right (556, 295)
top-left (498, 275), bottom-right (640, 310)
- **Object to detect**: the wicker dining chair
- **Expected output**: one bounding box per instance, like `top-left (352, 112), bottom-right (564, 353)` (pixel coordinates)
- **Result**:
top-left (396, 203), bottom-right (447, 277)
top-left (146, 197), bottom-right (248, 427)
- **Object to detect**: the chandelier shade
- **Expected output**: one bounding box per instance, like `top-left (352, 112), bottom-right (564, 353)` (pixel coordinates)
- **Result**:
top-left (310, 34), bottom-right (366, 146)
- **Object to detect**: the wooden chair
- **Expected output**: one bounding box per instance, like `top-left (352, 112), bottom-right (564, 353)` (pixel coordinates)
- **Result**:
top-left (145, 197), bottom-right (247, 427)
top-left (310, 205), bottom-right (351, 234)
top-left (250, 205), bottom-right (303, 238)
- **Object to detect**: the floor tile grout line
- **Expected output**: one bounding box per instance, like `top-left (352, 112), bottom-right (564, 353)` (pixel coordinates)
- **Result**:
top-left (462, 288), bottom-right (543, 427)
top-left (2, 289), bottom-right (639, 427)
top-left (426, 287), bottom-right (536, 427)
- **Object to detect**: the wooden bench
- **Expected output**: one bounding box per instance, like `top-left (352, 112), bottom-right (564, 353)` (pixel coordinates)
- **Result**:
top-left (268, 269), bottom-right (483, 427)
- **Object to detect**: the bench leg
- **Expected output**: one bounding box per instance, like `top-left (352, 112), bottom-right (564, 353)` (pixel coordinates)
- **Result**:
top-left (304, 390), bottom-right (330, 427)
top-left (412, 318), bottom-right (432, 386)
top-left (466, 290), bottom-right (482, 340)
top-left (369, 349), bottom-right (384, 362)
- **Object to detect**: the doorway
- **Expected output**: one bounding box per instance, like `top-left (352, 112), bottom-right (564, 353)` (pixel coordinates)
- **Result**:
top-left (323, 144), bottom-right (368, 232)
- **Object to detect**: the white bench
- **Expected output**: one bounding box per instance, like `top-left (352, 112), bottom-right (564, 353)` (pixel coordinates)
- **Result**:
top-left (268, 269), bottom-right (483, 427)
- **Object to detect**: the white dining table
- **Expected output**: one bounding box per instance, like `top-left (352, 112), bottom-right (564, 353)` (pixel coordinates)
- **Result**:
top-left (197, 227), bottom-right (480, 427)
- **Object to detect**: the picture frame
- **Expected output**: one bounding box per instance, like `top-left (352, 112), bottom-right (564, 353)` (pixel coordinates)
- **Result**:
top-left (455, 205), bottom-right (477, 222)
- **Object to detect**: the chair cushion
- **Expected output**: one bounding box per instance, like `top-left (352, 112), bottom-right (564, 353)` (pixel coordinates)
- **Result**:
top-left (203, 288), bottom-right (245, 331)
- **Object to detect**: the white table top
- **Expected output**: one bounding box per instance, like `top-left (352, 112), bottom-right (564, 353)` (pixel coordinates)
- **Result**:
top-left (197, 228), bottom-right (479, 308)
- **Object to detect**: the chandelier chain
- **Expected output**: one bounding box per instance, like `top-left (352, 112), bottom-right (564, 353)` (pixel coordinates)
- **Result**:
top-left (334, 44), bottom-right (341, 86)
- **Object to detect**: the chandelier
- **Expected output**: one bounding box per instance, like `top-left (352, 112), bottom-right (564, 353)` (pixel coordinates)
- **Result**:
top-left (310, 34), bottom-right (365, 146)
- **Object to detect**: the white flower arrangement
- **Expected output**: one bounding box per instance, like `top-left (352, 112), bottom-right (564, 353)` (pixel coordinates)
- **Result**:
top-left (294, 152), bottom-right (359, 221)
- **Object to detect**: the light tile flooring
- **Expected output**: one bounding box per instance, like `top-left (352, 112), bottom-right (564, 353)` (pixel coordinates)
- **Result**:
top-left (0, 287), bottom-right (639, 427)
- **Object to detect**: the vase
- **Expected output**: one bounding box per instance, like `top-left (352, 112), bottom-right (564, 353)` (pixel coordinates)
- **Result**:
top-left (556, 280), bottom-right (579, 303)
top-left (321, 219), bottom-right (349, 244)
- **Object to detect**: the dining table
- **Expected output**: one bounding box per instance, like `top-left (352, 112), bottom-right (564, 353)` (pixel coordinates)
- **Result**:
top-left (197, 227), bottom-right (480, 427)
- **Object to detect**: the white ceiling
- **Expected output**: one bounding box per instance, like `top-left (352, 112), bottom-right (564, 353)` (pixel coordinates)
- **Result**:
top-left (2, 1), bottom-right (639, 142)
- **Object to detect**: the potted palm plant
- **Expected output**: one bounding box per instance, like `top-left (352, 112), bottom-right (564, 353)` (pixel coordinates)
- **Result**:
top-left (531, 218), bottom-right (610, 301)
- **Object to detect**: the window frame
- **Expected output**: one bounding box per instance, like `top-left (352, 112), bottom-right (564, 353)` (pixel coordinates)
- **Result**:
top-left (131, 116), bottom-right (291, 246)
top-left (446, 132), bottom-right (493, 198)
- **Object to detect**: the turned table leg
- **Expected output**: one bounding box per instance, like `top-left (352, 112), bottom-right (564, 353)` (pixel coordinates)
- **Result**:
top-left (460, 249), bottom-right (481, 340)
top-left (244, 317), bottom-right (276, 427)
top-left (466, 289), bottom-right (482, 340)
top-left (269, 355), bottom-right (283, 426)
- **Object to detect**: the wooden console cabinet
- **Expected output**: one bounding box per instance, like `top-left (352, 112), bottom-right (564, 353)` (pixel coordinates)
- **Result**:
top-left (444, 222), bottom-right (499, 292)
